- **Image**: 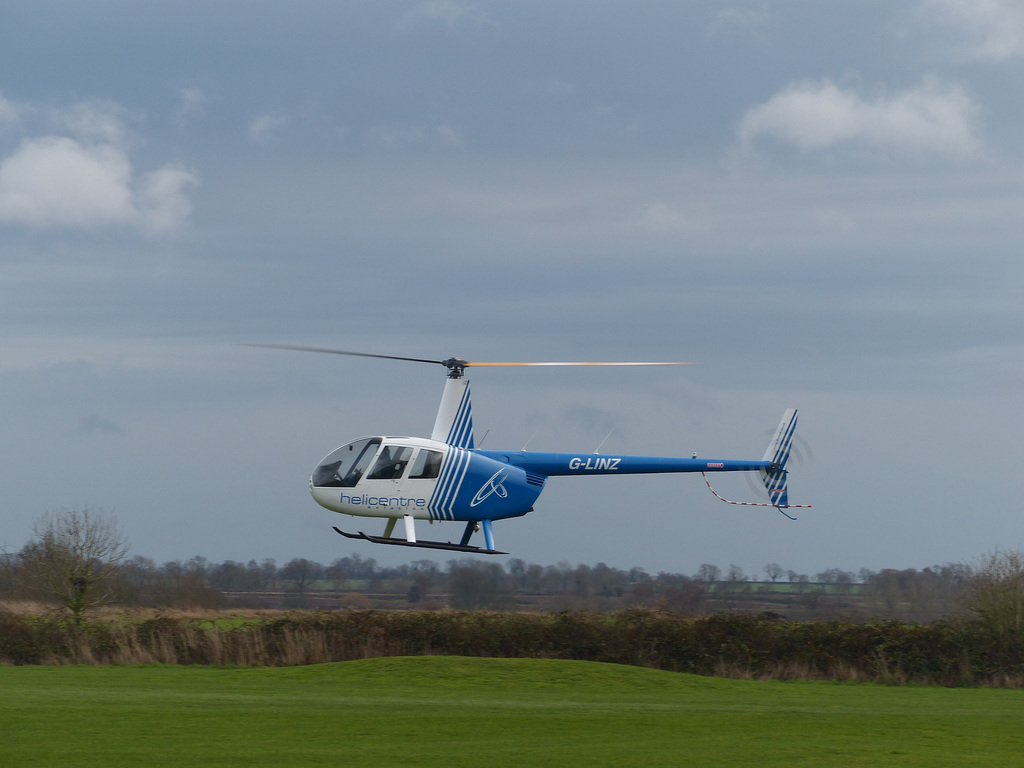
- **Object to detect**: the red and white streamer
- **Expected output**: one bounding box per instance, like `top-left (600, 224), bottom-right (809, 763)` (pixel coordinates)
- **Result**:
top-left (701, 473), bottom-right (812, 519)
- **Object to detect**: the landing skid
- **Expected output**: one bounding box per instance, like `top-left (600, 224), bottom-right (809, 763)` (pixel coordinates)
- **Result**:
top-left (333, 527), bottom-right (507, 555)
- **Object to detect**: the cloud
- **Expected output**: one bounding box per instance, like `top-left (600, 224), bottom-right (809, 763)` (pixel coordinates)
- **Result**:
top-left (397, 1), bottom-right (497, 30)
top-left (0, 93), bottom-right (27, 131)
top-left (76, 414), bottom-right (128, 436)
top-left (136, 164), bottom-right (200, 232)
top-left (365, 122), bottom-right (464, 148)
top-left (0, 137), bottom-right (134, 226)
top-left (737, 77), bottom-right (982, 160)
top-left (638, 203), bottom-right (703, 234)
top-left (920, 0), bottom-right (1024, 59)
top-left (706, 8), bottom-right (769, 38)
top-left (0, 95), bottom-right (199, 232)
top-left (174, 89), bottom-right (206, 128)
top-left (50, 100), bottom-right (133, 145)
top-left (0, 136), bottom-right (198, 232)
top-left (248, 112), bottom-right (290, 143)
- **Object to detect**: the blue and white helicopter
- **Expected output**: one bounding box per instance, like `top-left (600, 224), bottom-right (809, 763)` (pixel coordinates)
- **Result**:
top-left (252, 345), bottom-right (808, 555)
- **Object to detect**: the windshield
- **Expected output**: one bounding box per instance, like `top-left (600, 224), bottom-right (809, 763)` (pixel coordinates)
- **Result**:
top-left (311, 438), bottom-right (381, 488)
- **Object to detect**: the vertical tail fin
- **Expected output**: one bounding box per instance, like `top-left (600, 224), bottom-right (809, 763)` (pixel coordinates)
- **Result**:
top-left (431, 378), bottom-right (475, 448)
top-left (760, 408), bottom-right (797, 507)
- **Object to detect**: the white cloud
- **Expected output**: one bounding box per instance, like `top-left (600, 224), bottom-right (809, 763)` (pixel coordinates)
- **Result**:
top-left (137, 164), bottom-right (200, 233)
top-left (920, 0), bottom-right (1024, 59)
top-left (706, 8), bottom-right (769, 38)
top-left (174, 89), bottom-right (206, 128)
top-left (397, 0), bottom-right (497, 30)
top-left (0, 94), bottom-right (199, 232)
top-left (365, 122), bottom-right (464, 148)
top-left (248, 112), bottom-right (290, 143)
top-left (638, 203), bottom-right (703, 234)
top-left (0, 136), bottom-right (198, 232)
top-left (1, 93), bottom-right (26, 130)
top-left (737, 77), bottom-right (982, 160)
top-left (433, 123), bottom-right (463, 146)
top-left (0, 137), bottom-right (135, 226)
top-left (76, 414), bottom-right (128, 436)
top-left (50, 100), bottom-right (132, 145)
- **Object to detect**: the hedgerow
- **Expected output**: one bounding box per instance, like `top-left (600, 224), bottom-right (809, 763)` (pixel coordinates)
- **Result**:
top-left (3, 607), bottom-right (1023, 685)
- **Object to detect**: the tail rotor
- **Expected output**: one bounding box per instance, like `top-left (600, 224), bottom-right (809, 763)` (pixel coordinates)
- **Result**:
top-left (703, 408), bottom-right (811, 518)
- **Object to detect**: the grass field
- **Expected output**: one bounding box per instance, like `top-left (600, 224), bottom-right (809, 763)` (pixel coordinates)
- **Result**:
top-left (3, 657), bottom-right (1023, 767)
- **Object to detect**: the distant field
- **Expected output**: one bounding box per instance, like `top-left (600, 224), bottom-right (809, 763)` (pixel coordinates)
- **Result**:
top-left (3, 657), bottom-right (1023, 767)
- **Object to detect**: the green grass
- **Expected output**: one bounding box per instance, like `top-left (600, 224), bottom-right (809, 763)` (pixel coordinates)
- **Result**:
top-left (3, 657), bottom-right (1023, 767)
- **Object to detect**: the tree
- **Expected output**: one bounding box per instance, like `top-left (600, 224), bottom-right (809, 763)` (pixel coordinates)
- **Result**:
top-left (0, 545), bottom-right (17, 596)
top-left (207, 560), bottom-right (248, 591)
top-left (857, 568), bottom-right (877, 584)
top-left (281, 557), bottom-right (322, 605)
top-left (25, 506), bottom-right (129, 625)
top-left (763, 563), bottom-right (784, 583)
top-left (815, 568), bottom-right (854, 584)
top-left (963, 549), bottom-right (1024, 635)
top-left (406, 560), bottom-right (437, 604)
top-left (448, 560), bottom-right (513, 609)
top-left (695, 564), bottom-right (721, 583)
top-left (719, 564), bottom-right (751, 611)
top-left (726, 564), bottom-right (747, 583)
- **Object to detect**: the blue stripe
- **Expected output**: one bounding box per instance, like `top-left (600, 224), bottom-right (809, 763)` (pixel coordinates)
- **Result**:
top-left (445, 386), bottom-right (474, 448)
top-left (440, 450), bottom-right (470, 520)
top-left (771, 413), bottom-right (797, 468)
top-left (428, 448), bottom-right (470, 521)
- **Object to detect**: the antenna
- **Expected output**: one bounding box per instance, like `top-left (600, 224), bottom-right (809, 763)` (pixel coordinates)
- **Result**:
top-left (521, 427), bottom-right (540, 451)
top-left (593, 429), bottom-right (615, 454)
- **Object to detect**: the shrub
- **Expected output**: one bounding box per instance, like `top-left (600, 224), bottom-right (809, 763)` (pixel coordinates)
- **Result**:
top-left (2, 608), bottom-right (1024, 686)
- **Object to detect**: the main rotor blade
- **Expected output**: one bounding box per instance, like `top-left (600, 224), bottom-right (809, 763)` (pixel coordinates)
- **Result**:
top-left (465, 361), bottom-right (695, 367)
top-left (242, 344), bottom-right (696, 375)
top-left (239, 343), bottom-right (445, 368)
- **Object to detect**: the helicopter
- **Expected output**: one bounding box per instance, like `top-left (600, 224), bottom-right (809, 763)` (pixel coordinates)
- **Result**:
top-left (249, 344), bottom-right (809, 555)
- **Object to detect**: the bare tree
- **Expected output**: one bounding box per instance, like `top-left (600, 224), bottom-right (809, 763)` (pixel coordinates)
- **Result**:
top-left (26, 506), bottom-right (129, 625)
top-left (726, 564), bottom-right (747, 583)
top-left (963, 549), bottom-right (1024, 635)
top-left (281, 557), bottom-right (322, 599)
top-left (0, 544), bottom-right (16, 596)
top-left (695, 564), bottom-right (721, 583)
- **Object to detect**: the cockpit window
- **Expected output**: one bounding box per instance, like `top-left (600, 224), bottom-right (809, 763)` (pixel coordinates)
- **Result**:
top-left (409, 449), bottom-right (442, 479)
top-left (312, 438), bottom-right (381, 488)
top-left (367, 445), bottom-right (412, 480)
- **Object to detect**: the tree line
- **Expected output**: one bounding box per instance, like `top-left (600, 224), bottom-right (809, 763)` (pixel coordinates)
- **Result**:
top-left (1, 506), bottom-right (1001, 624)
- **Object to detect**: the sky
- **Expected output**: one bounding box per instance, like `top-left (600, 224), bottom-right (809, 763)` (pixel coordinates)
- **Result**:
top-left (2, 0), bottom-right (1023, 579)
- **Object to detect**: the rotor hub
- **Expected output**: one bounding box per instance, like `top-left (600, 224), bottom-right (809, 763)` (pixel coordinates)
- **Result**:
top-left (441, 357), bottom-right (469, 378)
